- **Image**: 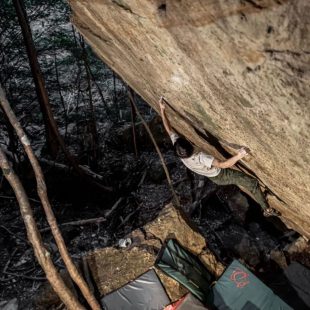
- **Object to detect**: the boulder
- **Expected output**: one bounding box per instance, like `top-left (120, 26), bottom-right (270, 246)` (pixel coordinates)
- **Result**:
top-left (69, 0), bottom-right (310, 237)
top-left (86, 204), bottom-right (224, 301)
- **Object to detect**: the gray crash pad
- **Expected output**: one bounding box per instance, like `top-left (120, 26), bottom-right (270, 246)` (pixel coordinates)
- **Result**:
top-left (101, 269), bottom-right (170, 310)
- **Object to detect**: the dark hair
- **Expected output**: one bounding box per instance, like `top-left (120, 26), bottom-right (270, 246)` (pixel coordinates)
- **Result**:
top-left (174, 137), bottom-right (194, 158)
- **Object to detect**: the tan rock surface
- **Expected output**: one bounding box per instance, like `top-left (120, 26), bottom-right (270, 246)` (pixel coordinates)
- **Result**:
top-left (86, 204), bottom-right (224, 301)
top-left (86, 247), bottom-right (188, 301)
top-left (144, 204), bottom-right (206, 255)
top-left (199, 249), bottom-right (225, 278)
top-left (87, 247), bottom-right (155, 295)
top-left (70, 0), bottom-right (310, 237)
top-left (34, 205), bottom-right (223, 306)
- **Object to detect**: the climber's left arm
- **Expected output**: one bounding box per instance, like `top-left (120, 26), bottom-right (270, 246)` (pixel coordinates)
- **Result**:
top-left (159, 97), bottom-right (173, 136)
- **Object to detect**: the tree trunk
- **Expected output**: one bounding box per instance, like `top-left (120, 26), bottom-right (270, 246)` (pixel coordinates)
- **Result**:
top-left (54, 51), bottom-right (68, 140)
top-left (129, 95), bottom-right (138, 157)
top-left (0, 85), bottom-right (102, 310)
top-left (12, 0), bottom-right (59, 157)
top-left (0, 149), bottom-right (85, 310)
top-left (128, 88), bottom-right (179, 206)
top-left (12, 0), bottom-right (112, 192)
top-left (80, 36), bottom-right (99, 170)
top-left (1, 106), bottom-right (19, 163)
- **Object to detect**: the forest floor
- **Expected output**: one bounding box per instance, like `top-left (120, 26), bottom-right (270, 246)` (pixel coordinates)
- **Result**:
top-left (1, 124), bottom-right (310, 309)
top-left (0, 130), bottom-right (183, 308)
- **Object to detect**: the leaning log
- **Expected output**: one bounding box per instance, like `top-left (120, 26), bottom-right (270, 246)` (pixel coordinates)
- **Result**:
top-left (0, 86), bottom-right (101, 310)
top-left (0, 149), bottom-right (84, 310)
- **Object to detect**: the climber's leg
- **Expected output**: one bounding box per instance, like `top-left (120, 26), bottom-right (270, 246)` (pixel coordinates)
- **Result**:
top-left (210, 168), bottom-right (268, 210)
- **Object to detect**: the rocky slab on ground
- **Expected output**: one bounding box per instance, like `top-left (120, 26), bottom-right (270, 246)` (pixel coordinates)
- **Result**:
top-left (86, 204), bottom-right (224, 301)
top-left (69, 0), bottom-right (310, 237)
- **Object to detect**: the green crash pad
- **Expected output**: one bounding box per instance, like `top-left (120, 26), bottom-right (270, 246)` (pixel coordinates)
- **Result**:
top-left (209, 260), bottom-right (292, 310)
top-left (156, 239), bottom-right (213, 303)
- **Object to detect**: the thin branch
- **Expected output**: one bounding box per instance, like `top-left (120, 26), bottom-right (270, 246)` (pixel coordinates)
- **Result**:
top-left (0, 195), bottom-right (40, 204)
top-left (0, 225), bottom-right (29, 244)
top-left (54, 50), bottom-right (68, 139)
top-left (129, 95), bottom-right (138, 157)
top-left (40, 217), bottom-right (106, 233)
top-left (3, 271), bottom-right (46, 281)
top-left (127, 88), bottom-right (179, 206)
top-left (103, 197), bottom-right (123, 218)
top-left (3, 249), bottom-right (18, 274)
top-left (40, 158), bottom-right (104, 181)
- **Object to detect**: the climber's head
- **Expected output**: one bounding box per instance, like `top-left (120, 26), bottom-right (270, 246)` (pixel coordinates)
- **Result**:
top-left (174, 137), bottom-right (194, 158)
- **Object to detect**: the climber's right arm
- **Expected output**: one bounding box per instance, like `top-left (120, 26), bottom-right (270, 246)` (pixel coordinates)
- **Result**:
top-left (212, 148), bottom-right (248, 168)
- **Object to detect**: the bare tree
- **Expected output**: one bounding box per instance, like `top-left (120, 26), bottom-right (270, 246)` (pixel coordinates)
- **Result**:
top-left (129, 95), bottom-right (138, 157)
top-left (12, 0), bottom-right (112, 192)
top-left (80, 36), bottom-right (99, 170)
top-left (0, 85), bottom-right (101, 310)
top-left (0, 149), bottom-right (85, 310)
top-left (128, 88), bottom-right (179, 206)
top-left (12, 0), bottom-right (59, 157)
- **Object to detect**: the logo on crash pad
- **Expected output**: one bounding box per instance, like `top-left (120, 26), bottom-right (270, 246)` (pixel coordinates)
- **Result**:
top-left (230, 268), bottom-right (250, 288)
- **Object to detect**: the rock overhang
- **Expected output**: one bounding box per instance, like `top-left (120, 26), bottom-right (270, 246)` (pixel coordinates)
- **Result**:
top-left (69, 0), bottom-right (310, 237)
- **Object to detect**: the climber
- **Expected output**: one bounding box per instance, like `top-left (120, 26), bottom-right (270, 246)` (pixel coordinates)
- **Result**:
top-left (159, 97), bottom-right (280, 217)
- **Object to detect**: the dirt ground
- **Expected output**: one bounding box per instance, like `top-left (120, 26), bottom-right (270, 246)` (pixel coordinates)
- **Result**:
top-left (0, 145), bottom-right (184, 308)
top-left (0, 144), bottom-right (309, 309)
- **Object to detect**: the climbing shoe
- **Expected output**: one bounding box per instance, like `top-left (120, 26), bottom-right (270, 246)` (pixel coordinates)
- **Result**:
top-left (263, 207), bottom-right (281, 217)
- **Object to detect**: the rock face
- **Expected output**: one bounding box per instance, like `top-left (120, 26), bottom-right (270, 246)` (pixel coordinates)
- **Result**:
top-left (70, 0), bottom-right (310, 237)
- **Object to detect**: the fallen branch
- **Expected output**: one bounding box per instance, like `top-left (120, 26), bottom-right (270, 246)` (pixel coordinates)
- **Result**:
top-left (55, 302), bottom-right (66, 310)
top-left (40, 217), bottom-right (107, 233)
top-left (103, 197), bottom-right (123, 218)
top-left (129, 94), bottom-right (138, 157)
top-left (118, 205), bottom-right (141, 228)
top-left (40, 197), bottom-right (123, 232)
top-left (0, 85), bottom-right (101, 310)
top-left (82, 257), bottom-right (95, 295)
top-left (128, 89), bottom-right (179, 206)
top-left (0, 225), bottom-right (29, 244)
top-left (172, 177), bottom-right (188, 187)
top-left (0, 148), bottom-right (84, 309)
top-left (0, 277), bottom-right (13, 282)
top-left (3, 271), bottom-right (46, 281)
top-left (40, 158), bottom-right (105, 181)
top-left (0, 148), bottom-right (19, 163)
top-left (3, 249), bottom-right (18, 274)
top-left (0, 195), bottom-right (40, 204)
top-left (137, 170), bottom-right (147, 187)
